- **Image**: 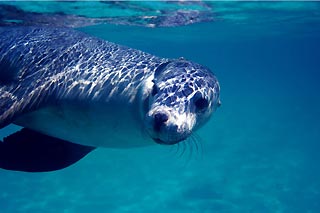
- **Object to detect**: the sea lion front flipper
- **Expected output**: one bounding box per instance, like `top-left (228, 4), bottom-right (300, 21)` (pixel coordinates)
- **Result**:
top-left (0, 128), bottom-right (95, 172)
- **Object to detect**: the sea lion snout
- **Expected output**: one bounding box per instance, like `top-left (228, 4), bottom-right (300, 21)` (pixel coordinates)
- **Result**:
top-left (145, 107), bottom-right (191, 145)
top-left (153, 112), bottom-right (169, 132)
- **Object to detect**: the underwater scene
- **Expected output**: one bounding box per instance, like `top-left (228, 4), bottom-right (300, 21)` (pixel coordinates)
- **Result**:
top-left (0, 1), bottom-right (320, 212)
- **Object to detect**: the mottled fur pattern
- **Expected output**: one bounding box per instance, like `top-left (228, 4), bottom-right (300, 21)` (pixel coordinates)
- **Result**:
top-left (0, 27), bottom-right (220, 145)
top-left (0, 27), bottom-right (167, 127)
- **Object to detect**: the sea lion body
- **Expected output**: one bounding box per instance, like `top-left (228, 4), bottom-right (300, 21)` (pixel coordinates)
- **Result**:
top-left (0, 27), bottom-right (220, 171)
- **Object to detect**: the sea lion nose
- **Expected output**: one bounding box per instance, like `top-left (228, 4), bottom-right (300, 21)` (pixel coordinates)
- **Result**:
top-left (153, 112), bottom-right (168, 132)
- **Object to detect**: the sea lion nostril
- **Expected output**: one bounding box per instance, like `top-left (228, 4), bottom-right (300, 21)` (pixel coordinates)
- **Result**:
top-left (154, 113), bottom-right (168, 123)
top-left (153, 113), bottom-right (168, 132)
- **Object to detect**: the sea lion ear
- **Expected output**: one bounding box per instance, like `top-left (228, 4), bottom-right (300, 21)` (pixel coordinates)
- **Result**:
top-left (151, 84), bottom-right (159, 96)
top-left (154, 61), bottom-right (172, 78)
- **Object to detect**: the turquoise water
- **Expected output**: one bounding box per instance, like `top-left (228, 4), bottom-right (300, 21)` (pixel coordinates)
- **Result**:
top-left (1, 1), bottom-right (320, 212)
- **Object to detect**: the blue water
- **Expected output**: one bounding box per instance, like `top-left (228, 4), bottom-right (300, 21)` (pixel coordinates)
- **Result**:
top-left (1, 2), bottom-right (320, 212)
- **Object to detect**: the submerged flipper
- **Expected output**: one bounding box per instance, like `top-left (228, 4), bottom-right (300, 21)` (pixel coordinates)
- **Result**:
top-left (0, 128), bottom-right (95, 172)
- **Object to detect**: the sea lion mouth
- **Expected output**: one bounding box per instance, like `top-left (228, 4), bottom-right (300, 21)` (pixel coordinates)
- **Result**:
top-left (152, 137), bottom-right (184, 145)
top-left (146, 111), bottom-right (191, 145)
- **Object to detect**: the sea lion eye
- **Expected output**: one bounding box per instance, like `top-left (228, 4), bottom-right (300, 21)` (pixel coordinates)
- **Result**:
top-left (194, 97), bottom-right (209, 111)
top-left (151, 84), bottom-right (159, 96)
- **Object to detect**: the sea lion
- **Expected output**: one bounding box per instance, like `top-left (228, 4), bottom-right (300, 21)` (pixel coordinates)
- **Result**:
top-left (0, 27), bottom-right (220, 172)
